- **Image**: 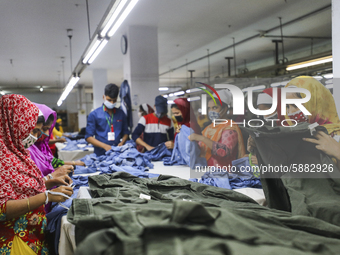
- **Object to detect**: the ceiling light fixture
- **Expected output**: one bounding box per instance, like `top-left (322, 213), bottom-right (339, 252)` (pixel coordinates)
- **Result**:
top-left (186, 87), bottom-right (206, 93)
top-left (167, 100), bottom-right (174, 105)
top-left (159, 87), bottom-right (169, 91)
top-left (107, 0), bottom-right (140, 37)
top-left (188, 96), bottom-right (200, 102)
top-left (0, 91), bottom-right (4, 95)
top-left (40, 86), bottom-right (43, 92)
top-left (57, 75), bottom-right (80, 106)
top-left (323, 73), bottom-right (333, 79)
top-left (174, 91), bottom-right (185, 96)
top-left (82, 37), bottom-right (101, 64)
top-left (242, 85), bottom-right (266, 92)
top-left (100, 0), bottom-right (129, 37)
top-left (325, 84), bottom-right (333, 89)
top-left (286, 56), bottom-right (332, 71)
top-left (88, 39), bottom-right (109, 64)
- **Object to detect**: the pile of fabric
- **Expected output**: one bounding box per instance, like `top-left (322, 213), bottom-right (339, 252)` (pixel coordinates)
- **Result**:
top-left (61, 138), bottom-right (93, 151)
top-left (67, 172), bottom-right (340, 255)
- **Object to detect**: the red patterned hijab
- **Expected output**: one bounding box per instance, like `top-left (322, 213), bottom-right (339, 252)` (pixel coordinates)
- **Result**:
top-left (0, 94), bottom-right (46, 206)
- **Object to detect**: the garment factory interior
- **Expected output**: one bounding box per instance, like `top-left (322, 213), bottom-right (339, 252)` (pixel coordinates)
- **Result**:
top-left (1, 0), bottom-right (340, 254)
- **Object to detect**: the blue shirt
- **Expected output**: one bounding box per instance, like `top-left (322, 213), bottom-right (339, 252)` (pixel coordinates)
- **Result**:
top-left (85, 105), bottom-right (130, 156)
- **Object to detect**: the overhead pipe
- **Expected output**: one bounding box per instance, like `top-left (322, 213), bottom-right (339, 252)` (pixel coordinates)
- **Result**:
top-left (159, 4), bottom-right (331, 76)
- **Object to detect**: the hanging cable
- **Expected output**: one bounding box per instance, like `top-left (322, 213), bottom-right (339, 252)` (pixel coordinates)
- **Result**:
top-left (279, 17), bottom-right (287, 63)
top-left (67, 29), bottom-right (73, 74)
top-left (233, 38), bottom-right (237, 76)
top-left (86, 0), bottom-right (91, 41)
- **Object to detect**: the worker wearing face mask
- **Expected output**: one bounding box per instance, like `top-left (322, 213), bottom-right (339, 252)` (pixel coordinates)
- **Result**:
top-left (256, 87), bottom-right (285, 127)
top-left (189, 89), bottom-right (246, 168)
top-left (85, 83), bottom-right (130, 156)
top-left (132, 95), bottom-right (174, 151)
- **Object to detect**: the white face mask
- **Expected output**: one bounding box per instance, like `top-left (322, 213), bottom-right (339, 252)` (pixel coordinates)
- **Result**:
top-left (104, 100), bottom-right (116, 109)
top-left (22, 134), bottom-right (38, 149)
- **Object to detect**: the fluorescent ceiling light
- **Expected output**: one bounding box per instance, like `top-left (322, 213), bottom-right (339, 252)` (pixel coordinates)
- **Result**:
top-left (242, 85), bottom-right (266, 92)
top-left (163, 95), bottom-right (168, 98)
top-left (313, 76), bottom-right (323, 80)
top-left (159, 87), bottom-right (169, 91)
top-left (40, 86), bottom-right (43, 92)
top-left (174, 91), bottom-right (185, 96)
top-left (169, 93), bottom-right (174, 97)
top-left (286, 56), bottom-right (333, 71)
top-left (323, 73), bottom-right (333, 79)
top-left (188, 96), bottom-right (200, 102)
top-left (186, 87), bottom-right (205, 93)
top-left (325, 79), bottom-right (333, 84)
top-left (88, 39), bottom-right (109, 64)
top-left (57, 76), bottom-right (80, 106)
top-left (270, 81), bottom-right (287, 88)
top-left (100, 0), bottom-right (129, 37)
top-left (167, 100), bottom-right (174, 105)
top-left (82, 38), bottom-right (101, 64)
top-left (107, 0), bottom-right (139, 37)
top-left (0, 91), bottom-right (4, 95)
top-left (325, 84), bottom-right (333, 89)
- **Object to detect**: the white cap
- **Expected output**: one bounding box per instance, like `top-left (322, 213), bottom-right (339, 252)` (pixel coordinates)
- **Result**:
top-left (257, 93), bottom-right (273, 106)
top-left (214, 89), bottom-right (232, 107)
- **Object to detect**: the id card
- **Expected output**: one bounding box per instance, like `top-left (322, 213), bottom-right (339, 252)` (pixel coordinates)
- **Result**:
top-left (108, 132), bottom-right (115, 141)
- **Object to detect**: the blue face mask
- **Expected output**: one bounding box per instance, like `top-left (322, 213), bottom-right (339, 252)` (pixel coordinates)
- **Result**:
top-left (208, 111), bottom-right (221, 121)
top-left (104, 100), bottom-right (116, 109)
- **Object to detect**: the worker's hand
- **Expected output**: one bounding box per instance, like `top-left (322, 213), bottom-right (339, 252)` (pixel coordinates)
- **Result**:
top-left (51, 175), bottom-right (73, 187)
top-left (103, 144), bottom-right (112, 152)
top-left (188, 133), bottom-right (204, 142)
top-left (53, 165), bottom-right (74, 178)
top-left (303, 131), bottom-right (340, 160)
top-left (145, 145), bottom-right (155, 151)
top-left (176, 124), bottom-right (182, 133)
top-left (118, 142), bottom-right (125, 146)
top-left (251, 154), bottom-right (258, 165)
top-left (59, 138), bottom-right (67, 143)
top-left (247, 136), bottom-right (256, 153)
top-left (48, 186), bottom-right (73, 203)
top-left (165, 141), bottom-right (174, 149)
top-left (74, 160), bottom-right (85, 166)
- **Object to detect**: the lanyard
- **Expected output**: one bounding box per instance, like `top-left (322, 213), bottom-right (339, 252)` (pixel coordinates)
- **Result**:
top-left (103, 105), bottom-right (114, 132)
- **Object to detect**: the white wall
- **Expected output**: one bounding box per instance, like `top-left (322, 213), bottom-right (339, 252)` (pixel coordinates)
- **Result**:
top-left (333, 0), bottom-right (340, 114)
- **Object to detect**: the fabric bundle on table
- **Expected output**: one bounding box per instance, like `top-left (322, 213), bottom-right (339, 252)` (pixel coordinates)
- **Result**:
top-left (62, 138), bottom-right (93, 151)
top-left (75, 141), bottom-right (155, 175)
top-left (67, 172), bottom-right (340, 255)
top-left (164, 125), bottom-right (207, 169)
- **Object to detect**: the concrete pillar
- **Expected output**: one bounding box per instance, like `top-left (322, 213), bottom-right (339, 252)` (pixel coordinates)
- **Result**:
top-left (92, 69), bottom-right (108, 109)
top-left (333, 0), bottom-right (340, 113)
top-left (123, 26), bottom-right (160, 129)
top-left (77, 84), bottom-right (87, 130)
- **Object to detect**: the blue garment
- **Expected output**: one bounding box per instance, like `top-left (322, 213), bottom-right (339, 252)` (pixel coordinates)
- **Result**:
top-left (46, 176), bottom-right (89, 254)
top-left (85, 105), bottom-right (130, 156)
top-left (61, 138), bottom-right (94, 151)
top-left (192, 162), bottom-right (262, 190)
top-left (119, 80), bottom-right (133, 131)
top-left (144, 143), bottom-right (172, 161)
top-left (164, 125), bottom-right (207, 169)
top-left (76, 143), bottom-right (154, 175)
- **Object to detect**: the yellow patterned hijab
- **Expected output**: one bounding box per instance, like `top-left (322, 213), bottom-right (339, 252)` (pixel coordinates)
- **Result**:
top-left (285, 76), bottom-right (340, 136)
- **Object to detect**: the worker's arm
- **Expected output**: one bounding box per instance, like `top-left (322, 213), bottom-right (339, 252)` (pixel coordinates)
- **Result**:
top-left (86, 136), bottom-right (112, 151)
